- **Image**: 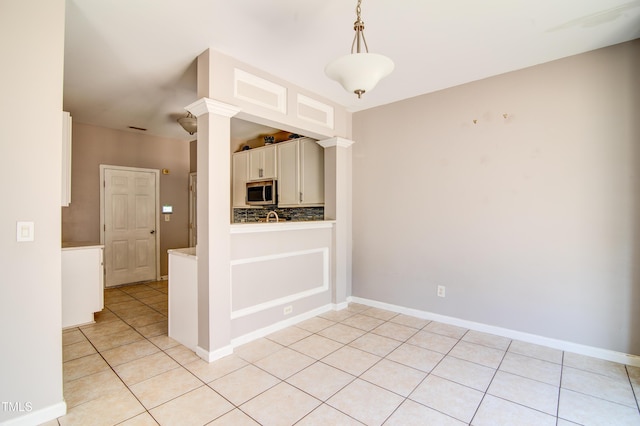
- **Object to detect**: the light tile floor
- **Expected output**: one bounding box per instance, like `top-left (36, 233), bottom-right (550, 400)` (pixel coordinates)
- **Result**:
top-left (46, 281), bottom-right (640, 425)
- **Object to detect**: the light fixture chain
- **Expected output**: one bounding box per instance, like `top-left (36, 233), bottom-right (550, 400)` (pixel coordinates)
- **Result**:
top-left (352, 0), bottom-right (368, 54)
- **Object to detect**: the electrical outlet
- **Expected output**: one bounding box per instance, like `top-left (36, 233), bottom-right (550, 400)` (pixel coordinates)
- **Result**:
top-left (283, 305), bottom-right (293, 315)
top-left (437, 285), bottom-right (446, 298)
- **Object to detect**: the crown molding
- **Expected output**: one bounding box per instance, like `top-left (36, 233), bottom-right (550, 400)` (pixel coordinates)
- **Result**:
top-left (185, 98), bottom-right (241, 118)
top-left (317, 137), bottom-right (355, 148)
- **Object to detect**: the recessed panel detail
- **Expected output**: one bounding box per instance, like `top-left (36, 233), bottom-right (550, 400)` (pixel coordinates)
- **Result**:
top-left (234, 68), bottom-right (287, 114)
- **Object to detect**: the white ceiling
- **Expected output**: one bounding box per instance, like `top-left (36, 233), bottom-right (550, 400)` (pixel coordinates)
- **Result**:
top-left (63, 0), bottom-right (640, 142)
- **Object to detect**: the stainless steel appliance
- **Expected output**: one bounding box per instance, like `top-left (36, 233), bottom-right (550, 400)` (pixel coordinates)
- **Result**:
top-left (246, 179), bottom-right (277, 205)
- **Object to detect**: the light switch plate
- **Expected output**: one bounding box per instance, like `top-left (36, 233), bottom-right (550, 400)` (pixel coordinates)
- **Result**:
top-left (17, 221), bottom-right (34, 242)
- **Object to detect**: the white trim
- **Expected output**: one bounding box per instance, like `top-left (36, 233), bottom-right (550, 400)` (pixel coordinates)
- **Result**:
top-left (99, 165), bottom-right (161, 285)
top-left (230, 247), bottom-right (328, 266)
top-left (188, 172), bottom-right (197, 247)
top-left (185, 98), bottom-right (241, 118)
top-left (230, 248), bottom-right (330, 319)
top-left (349, 296), bottom-right (640, 367)
top-left (231, 304), bottom-right (333, 347)
top-left (196, 302), bottom-right (343, 362)
top-left (230, 220), bottom-right (334, 234)
top-left (196, 344), bottom-right (234, 363)
top-left (62, 320), bottom-right (95, 330)
top-left (317, 137), bottom-right (355, 149)
top-left (296, 94), bottom-right (334, 129)
top-left (233, 69), bottom-right (287, 114)
top-left (0, 401), bottom-right (66, 426)
top-left (61, 111), bottom-right (72, 206)
top-left (332, 301), bottom-right (349, 311)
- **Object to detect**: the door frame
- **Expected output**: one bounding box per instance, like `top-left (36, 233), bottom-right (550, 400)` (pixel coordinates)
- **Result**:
top-left (99, 164), bottom-right (161, 283)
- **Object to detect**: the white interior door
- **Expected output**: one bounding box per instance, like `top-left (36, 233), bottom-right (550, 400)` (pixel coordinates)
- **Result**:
top-left (189, 172), bottom-right (197, 247)
top-left (103, 167), bottom-right (158, 287)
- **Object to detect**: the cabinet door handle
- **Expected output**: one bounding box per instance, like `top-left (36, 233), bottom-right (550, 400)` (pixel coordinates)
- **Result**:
top-left (259, 168), bottom-right (263, 178)
top-left (299, 192), bottom-right (303, 203)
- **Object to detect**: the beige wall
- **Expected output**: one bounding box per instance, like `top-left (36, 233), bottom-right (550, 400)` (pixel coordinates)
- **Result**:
top-left (352, 39), bottom-right (640, 355)
top-left (0, 0), bottom-right (66, 423)
top-left (62, 123), bottom-right (191, 276)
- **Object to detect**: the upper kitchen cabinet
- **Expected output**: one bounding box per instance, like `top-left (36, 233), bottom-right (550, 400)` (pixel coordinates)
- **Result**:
top-left (232, 151), bottom-right (249, 208)
top-left (248, 144), bottom-right (276, 181)
top-left (277, 137), bottom-right (324, 207)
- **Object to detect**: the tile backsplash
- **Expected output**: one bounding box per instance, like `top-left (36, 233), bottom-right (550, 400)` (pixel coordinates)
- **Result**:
top-left (233, 207), bottom-right (324, 223)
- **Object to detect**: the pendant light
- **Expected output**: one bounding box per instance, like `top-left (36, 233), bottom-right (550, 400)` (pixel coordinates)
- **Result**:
top-left (325, 0), bottom-right (394, 98)
top-left (177, 112), bottom-right (197, 135)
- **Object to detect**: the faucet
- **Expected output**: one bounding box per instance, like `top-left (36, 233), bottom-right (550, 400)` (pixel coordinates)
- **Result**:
top-left (266, 211), bottom-right (279, 223)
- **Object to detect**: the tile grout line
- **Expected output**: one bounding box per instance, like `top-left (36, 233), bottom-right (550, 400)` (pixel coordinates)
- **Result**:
top-left (467, 337), bottom-right (512, 425)
top-left (625, 364), bottom-right (640, 415)
top-left (373, 314), bottom-right (433, 426)
top-left (556, 351), bottom-right (565, 426)
top-left (408, 326), bottom-right (479, 424)
top-left (360, 310), bottom-right (472, 425)
top-left (67, 282), bottom-right (181, 425)
top-left (63, 295), bottom-right (639, 425)
top-left (263, 328), bottom-right (362, 412)
top-left (73, 320), bottom-right (151, 425)
top-left (244, 309), bottom-right (403, 425)
top-left (111, 283), bottom-right (240, 425)
top-left (296, 310), bottom-right (408, 425)
top-left (94, 286), bottom-right (178, 424)
top-left (560, 357), bottom-right (640, 412)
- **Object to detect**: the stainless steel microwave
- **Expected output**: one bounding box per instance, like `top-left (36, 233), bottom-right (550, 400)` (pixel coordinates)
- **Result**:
top-left (246, 179), bottom-right (277, 205)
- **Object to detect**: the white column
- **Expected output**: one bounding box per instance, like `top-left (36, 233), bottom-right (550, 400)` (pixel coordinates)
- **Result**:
top-left (186, 98), bottom-right (240, 361)
top-left (317, 137), bottom-right (354, 308)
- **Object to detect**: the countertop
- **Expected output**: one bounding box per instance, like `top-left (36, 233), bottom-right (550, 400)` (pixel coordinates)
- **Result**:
top-left (168, 247), bottom-right (197, 259)
top-left (230, 220), bottom-right (335, 234)
top-left (62, 242), bottom-right (104, 250)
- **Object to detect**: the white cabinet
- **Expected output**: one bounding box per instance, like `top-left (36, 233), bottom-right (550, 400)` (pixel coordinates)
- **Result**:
top-left (300, 138), bottom-right (324, 205)
top-left (277, 141), bottom-right (298, 206)
top-left (168, 248), bottom-right (198, 351)
top-left (232, 151), bottom-right (249, 208)
top-left (248, 145), bottom-right (276, 180)
top-left (277, 138), bottom-right (324, 207)
top-left (233, 144), bottom-right (277, 207)
top-left (61, 245), bottom-right (104, 328)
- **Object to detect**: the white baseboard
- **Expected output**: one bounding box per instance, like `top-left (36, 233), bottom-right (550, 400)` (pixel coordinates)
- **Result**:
top-left (0, 401), bottom-right (66, 426)
top-left (196, 345), bottom-right (233, 363)
top-left (230, 304), bottom-right (333, 348)
top-left (349, 296), bottom-right (640, 368)
top-left (194, 304), bottom-right (343, 363)
top-left (332, 301), bottom-right (349, 311)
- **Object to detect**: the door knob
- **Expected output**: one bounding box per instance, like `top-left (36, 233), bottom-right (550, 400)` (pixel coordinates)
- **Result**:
top-left (150, 230), bottom-right (155, 234)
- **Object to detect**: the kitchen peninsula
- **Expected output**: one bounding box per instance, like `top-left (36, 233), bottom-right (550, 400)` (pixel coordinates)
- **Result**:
top-left (168, 219), bottom-right (336, 351)
top-left (170, 50), bottom-right (354, 361)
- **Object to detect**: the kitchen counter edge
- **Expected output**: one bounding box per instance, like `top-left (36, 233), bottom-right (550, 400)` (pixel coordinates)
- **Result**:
top-left (62, 242), bottom-right (104, 250)
top-left (168, 247), bottom-right (197, 259)
top-left (230, 220), bottom-right (336, 234)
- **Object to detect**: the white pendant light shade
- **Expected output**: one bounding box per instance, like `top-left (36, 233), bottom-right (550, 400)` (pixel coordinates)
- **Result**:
top-left (324, 0), bottom-right (393, 98)
top-left (325, 52), bottom-right (394, 97)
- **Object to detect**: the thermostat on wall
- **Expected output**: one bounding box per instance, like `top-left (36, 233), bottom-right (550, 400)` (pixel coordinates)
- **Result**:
top-left (162, 205), bottom-right (173, 214)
